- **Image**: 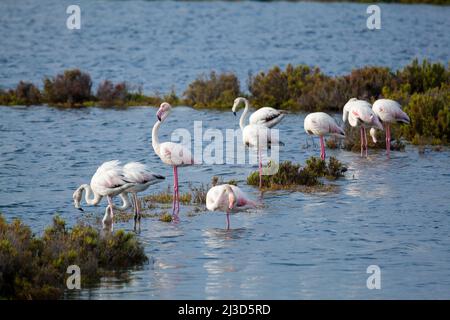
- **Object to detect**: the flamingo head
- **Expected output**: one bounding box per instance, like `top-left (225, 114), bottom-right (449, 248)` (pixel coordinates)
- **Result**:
top-left (156, 102), bottom-right (172, 122)
top-left (232, 97), bottom-right (247, 116)
top-left (369, 128), bottom-right (378, 143)
top-left (73, 186), bottom-right (84, 211)
top-left (224, 185), bottom-right (236, 210)
top-left (370, 114), bottom-right (384, 131)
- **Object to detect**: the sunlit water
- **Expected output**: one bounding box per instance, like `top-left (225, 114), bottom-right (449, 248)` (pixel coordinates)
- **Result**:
top-left (1, 106), bottom-right (450, 299)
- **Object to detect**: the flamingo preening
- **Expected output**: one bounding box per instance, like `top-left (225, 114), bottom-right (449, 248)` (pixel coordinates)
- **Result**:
top-left (232, 97), bottom-right (287, 128)
top-left (343, 98), bottom-right (383, 157)
top-left (206, 184), bottom-right (258, 230)
top-left (369, 99), bottom-right (410, 157)
top-left (304, 112), bottom-right (345, 160)
top-left (152, 102), bottom-right (194, 219)
top-left (73, 160), bottom-right (136, 228)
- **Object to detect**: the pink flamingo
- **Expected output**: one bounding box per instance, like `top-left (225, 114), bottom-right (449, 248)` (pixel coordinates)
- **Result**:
top-left (233, 101), bottom-right (283, 189)
top-left (304, 112), bottom-right (345, 160)
top-left (72, 160), bottom-right (136, 228)
top-left (206, 184), bottom-right (257, 230)
top-left (370, 99), bottom-right (410, 157)
top-left (152, 102), bottom-right (194, 219)
top-left (343, 98), bottom-right (383, 157)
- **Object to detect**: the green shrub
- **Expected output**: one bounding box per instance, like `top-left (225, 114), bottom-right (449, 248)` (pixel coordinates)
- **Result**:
top-left (401, 85), bottom-right (450, 144)
top-left (396, 59), bottom-right (449, 94)
top-left (43, 69), bottom-right (92, 106)
top-left (0, 215), bottom-right (147, 299)
top-left (246, 157), bottom-right (346, 189)
top-left (184, 71), bottom-right (241, 108)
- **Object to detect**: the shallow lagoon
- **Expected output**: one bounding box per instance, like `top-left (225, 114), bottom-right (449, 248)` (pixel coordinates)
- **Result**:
top-left (1, 106), bottom-right (450, 299)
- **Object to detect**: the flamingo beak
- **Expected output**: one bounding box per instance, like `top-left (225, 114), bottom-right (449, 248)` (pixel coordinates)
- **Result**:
top-left (78, 207), bottom-right (84, 212)
top-left (233, 112), bottom-right (236, 116)
top-left (156, 109), bottom-right (163, 121)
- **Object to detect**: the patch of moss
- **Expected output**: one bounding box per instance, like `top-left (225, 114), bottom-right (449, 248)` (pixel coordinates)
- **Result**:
top-left (0, 214), bottom-right (147, 299)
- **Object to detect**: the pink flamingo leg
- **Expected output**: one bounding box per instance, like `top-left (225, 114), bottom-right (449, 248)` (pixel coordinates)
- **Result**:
top-left (107, 196), bottom-right (114, 225)
top-left (258, 145), bottom-right (262, 189)
top-left (172, 166), bottom-right (177, 217)
top-left (363, 127), bottom-right (368, 157)
top-left (173, 166), bottom-right (180, 218)
top-left (319, 136), bottom-right (325, 160)
top-left (386, 124), bottom-right (391, 158)
top-left (360, 127), bottom-right (364, 157)
top-left (226, 210), bottom-right (230, 230)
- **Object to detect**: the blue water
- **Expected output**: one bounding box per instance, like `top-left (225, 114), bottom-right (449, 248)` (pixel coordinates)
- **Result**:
top-left (1, 1), bottom-right (450, 299)
top-left (0, 0), bottom-right (449, 93)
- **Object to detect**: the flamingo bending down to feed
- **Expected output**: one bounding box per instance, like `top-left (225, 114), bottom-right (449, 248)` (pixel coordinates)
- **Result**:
top-left (233, 98), bottom-right (284, 189)
top-left (232, 97), bottom-right (286, 128)
top-left (73, 160), bottom-right (136, 228)
top-left (152, 102), bottom-right (194, 219)
top-left (342, 98), bottom-right (383, 157)
top-left (369, 99), bottom-right (410, 157)
top-left (304, 112), bottom-right (345, 160)
top-left (206, 184), bottom-right (258, 230)
top-left (122, 162), bottom-right (165, 229)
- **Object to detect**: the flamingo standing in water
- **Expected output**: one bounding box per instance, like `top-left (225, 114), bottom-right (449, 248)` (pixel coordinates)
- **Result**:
top-left (304, 112), bottom-right (345, 160)
top-left (206, 184), bottom-right (257, 230)
top-left (233, 99), bottom-right (284, 189)
top-left (369, 99), bottom-right (410, 157)
top-left (72, 160), bottom-right (136, 228)
top-left (122, 162), bottom-right (165, 230)
top-left (342, 98), bottom-right (383, 157)
top-left (152, 102), bottom-right (194, 219)
top-left (232, 97), bottom-right (287, 128)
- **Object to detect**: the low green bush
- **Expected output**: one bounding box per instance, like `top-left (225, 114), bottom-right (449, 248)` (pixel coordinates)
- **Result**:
top-left (0, 215), bottom-right (147, 299)
top-left (183, 71), bottom-right (241, 108)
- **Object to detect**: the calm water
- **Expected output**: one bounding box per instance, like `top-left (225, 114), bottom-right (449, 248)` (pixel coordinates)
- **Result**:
top-left (0, 1), bottom-right (449, 93)
top-left (1, 106), bottom-right (450, 299)
top-left (1, 0), bottom-right (450, 300)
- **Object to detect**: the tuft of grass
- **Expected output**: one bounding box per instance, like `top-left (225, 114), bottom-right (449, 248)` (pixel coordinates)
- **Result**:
top-left (247, 157), bottom-right (346, 190)
top-left (143, 185), bottom-right (191, 205)
top-left (0, 214), bottom-right (147, 299)
top-left (159, 212), bottom-right (172, 223)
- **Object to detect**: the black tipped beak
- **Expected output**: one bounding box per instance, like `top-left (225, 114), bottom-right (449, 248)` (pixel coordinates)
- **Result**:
top-left (78, 207), bottom-right (84, 212)
top-left (233, 112), bottom-right (236, 116)
top-left (157, 115), bottom-right (161, 121)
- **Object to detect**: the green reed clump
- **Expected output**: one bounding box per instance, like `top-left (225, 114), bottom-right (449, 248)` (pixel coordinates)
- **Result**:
top-left (43, 69), bottom-right (93, 106)
top-left (159, 212), bottom-right (173, 223)
top-left (183, 71), bottom-right (242, 108)
top-left (246, 157), bottom-right (346, 189)
top-left (143, 185), bottom-right (192, 205)
top-left (0, 215), bottom-right (147, 300)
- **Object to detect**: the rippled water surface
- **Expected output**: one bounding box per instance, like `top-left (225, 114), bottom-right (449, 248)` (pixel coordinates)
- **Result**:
top-left (1, 0), bottom-right (450, 299)
top-left (0, 0), bottom-right (449, 92)
top-left (1, 106), bottom-right (450, 299)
